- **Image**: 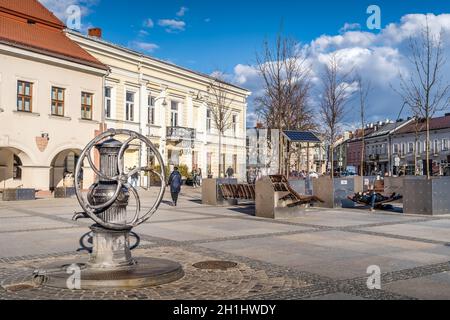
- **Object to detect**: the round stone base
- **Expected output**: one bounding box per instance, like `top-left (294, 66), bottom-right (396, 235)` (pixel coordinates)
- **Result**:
top-left (35, 257), bottom-right (184, 290)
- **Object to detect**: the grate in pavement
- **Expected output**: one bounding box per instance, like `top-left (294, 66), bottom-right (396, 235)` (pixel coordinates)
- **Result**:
top-left (193, 261), bottom-right (238, 271)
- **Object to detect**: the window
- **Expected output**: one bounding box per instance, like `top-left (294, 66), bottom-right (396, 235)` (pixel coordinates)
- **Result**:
top-left (416, 141), bottom-right (422, 154)
top-left (408, 142), bottom-right (414, 154)
top-left (81, 92), bottom-right (93, 120)
top-left (393, 144), bottom-right (399, 154)
top-left (232, 154), bottom-right (238, 174)
top-left (442, 139), bottom-right (449, 151)
top-left (105, 87), bottom-right (112, 119)
top-left (170, 101), bottom-right (178, 127)
top-left (148, 95), bottom-right (155, 125)
top-left (13, 155), bottom-right (22, 180)
top-left (206, 109), bottom-right (212, 133)
top-left (401, 143), bottom-right (406, 156)
top-left (232, 114), bottom-right (238, 136)
top-left (434, 140), bottom-right (439, 154)
top-left (17, 81), bottom-right (33, 112)
top-left (125, 91), bottom-right (135, 121)
top-left (51, 87), bottom-right (65, 116)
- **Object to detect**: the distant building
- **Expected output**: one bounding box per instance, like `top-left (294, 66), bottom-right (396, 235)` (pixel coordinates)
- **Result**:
top-left (392, 114), bottom-right (450, 176)
top-left (364, 119), bottom-right (414, 176)
top-left (246, 128), bottom-right (325, 183)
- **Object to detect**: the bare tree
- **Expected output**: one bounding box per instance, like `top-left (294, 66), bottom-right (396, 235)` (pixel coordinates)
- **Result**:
top-left (255, 33), bottom-right (316, 131)
top-left (319, 54), bottom-right (355, 178)
top-left (207, 77), bottom-right (236, 178)
top-left (356, 74), bottom-right (372, 177)
top-left (397, 18), bottom-right (450, 179)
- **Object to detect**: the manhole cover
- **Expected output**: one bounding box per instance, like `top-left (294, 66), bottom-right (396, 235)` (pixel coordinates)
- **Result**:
top-left (4, 283), bottom-right (36, 292)
top-left (193, 261), bottom-right (238, 270)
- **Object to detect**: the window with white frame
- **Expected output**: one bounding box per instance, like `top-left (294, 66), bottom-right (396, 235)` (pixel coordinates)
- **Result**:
top-left (125, 91), bottom-right (134, 121)
top-left (433, 140), bottom-right (439, 154)
top-left (401, 143), bottom-right (406, 156)
top-left (232, 114), bottom-right (238, 136)
top-left (416, 141), bottom-right (422, 154)
top-left (105, 87), bottom-right (112, 119)
top-left (148, 95), bottom-right (156, 125)
top-left (170, 101), bottom-right (178, 127)
top-left (206, 109), bottom-right (212, 133)
top-left (393, 144), bottom-right (399, 154)
top-left (408, 142), bottom-right (414, 154)
top-left (442, 139), bottom-right (449, 151)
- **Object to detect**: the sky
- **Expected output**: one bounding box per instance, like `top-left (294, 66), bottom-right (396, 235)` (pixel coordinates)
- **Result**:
top-left (39, 0), bottom-right (450, 128)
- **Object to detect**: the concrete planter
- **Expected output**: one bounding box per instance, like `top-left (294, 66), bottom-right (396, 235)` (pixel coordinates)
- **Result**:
top-left (403, 176), bottom-right (450, 216)
top-left (384, 176), bottom-right (406, 201)
top-left (313, 176), bottom-right (363, 208)
top-left (288, 178), bottom-right (313, 195)
top-left (54, 187), bottom-right (76, 198)
top-left (2, 188), bottom-right (36, 201)
top-left (202, 178), bottom-right (238, 206)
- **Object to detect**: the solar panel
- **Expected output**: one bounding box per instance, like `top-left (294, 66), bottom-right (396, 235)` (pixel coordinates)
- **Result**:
top-left (283, 131), bottom-right (321, 143)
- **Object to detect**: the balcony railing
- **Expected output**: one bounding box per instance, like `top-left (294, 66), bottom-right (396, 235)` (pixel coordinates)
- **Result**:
top-left (166, 126), bottom-right (196, 141)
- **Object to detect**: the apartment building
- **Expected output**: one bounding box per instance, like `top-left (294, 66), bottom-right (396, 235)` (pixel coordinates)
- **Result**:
top-left (392, 114), bottom-right (450, 176)
top-left (68, 29), bottom-right (250, 182)
top-left (0, 0), bottom-right (108, 192)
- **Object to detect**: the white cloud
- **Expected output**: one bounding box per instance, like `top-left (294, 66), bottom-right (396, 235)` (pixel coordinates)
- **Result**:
top-left (339, 22), bottom-right (361, 33)
top-left (143, 18), bottom-right (154, 28)
top-left (176, 6), bottom-right (189, 17)
top-left (230, 13), bottom-right (450, 127)
top-left (158, 19), bottom-right (186, 33)
top-left (130, 41), bottom-right (159, 53)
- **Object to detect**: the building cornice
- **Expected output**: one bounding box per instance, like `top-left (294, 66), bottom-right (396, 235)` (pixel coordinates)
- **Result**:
top-left (0, 42), bottom-right (109, 76)
top-left (66, 30), bottom-right (251, 97)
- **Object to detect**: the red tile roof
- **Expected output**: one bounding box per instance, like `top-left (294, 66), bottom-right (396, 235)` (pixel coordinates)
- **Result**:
top-left (0, 0), bottom-right (107, 70)
top-left (395, 115), bottom-right (450, 134)
top-left (0, 0), bottom-right (63, 27)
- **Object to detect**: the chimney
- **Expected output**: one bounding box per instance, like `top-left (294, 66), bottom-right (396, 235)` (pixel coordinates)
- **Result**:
top-left (256, 122), bottom-right (264, 129)
top-left (445, 113), bottom-right (450, 117)
top-left (88, 28), bottom-right (102, 38)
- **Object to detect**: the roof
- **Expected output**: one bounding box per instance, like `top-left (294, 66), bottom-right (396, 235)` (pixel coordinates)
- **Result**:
top-left (283, 131), bottom-right (322, 143)
top-left (366, 119), bottom-right (412, 139)
top-left (67, 30), bottom-right (250, 95)
top-left (395, 115), bottom-right (450, 135)
top-left (0, 0), bottom-right (63, 27)
top-left (0, 0), bottom-right (108, 71)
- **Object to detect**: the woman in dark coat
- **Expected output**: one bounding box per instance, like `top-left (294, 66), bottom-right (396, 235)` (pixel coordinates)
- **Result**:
top-left (168, 167), bottom-right (182, 206)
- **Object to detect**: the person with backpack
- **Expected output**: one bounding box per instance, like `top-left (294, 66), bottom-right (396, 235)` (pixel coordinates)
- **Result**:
top-left (168, 167), bottom-right (182, 206)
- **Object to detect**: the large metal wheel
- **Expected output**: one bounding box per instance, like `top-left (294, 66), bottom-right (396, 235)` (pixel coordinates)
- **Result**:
top-left (74, 129), bottom-right (166, 231)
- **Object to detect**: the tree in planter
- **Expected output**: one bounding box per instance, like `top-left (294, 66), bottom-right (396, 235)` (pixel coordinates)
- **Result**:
top-left (255, 33), bottom-right (316, 174)
top-left (355, 74), bottom-right (372, 177)
top-left (319, 53), bottom-right (354, 179)
top-left (207, 77), bottom-right (236, 178)
top-left (397, 19), bottom-right (450, 179)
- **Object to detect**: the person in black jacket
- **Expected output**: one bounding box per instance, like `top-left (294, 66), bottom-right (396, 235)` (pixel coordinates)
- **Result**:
top-left (168, 167), bottom-right (182, 206)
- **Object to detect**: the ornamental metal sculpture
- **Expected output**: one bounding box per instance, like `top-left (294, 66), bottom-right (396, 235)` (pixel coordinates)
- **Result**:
top-left (34, 129), bottom-right (183, 290)
top-left (74, 129), bottom-right (165, 230)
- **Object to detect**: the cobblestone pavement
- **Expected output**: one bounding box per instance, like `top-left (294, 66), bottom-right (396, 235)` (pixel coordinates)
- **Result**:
top-left (0, 188), bottom-right (449, 300)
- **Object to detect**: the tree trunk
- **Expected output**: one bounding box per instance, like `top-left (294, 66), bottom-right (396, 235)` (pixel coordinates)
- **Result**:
top-left (330, 145), bottom-right (334, 181)
top-left (218, 133), bottom-right (222, 178)
top-left (426, 117), bottom-right (431, 179)
top-left (360, 133), bottom-right (365, 177)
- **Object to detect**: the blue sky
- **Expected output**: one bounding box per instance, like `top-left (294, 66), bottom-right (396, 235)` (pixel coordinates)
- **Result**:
top-left (40, 0), bottom-right (450, 127)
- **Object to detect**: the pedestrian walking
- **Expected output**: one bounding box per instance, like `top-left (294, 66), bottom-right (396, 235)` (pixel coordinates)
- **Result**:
top-left (168, 166), bottom-right (182, 206)
top-left (192, 169), bottom-right (198, 188)
top-left (197, 168), bottom-right (203, 187)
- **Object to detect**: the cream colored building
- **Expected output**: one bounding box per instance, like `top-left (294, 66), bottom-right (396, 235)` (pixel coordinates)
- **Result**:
top-left (0, 0), bottom-right (108, 193)
top-left (68, 29), bottom-right (250, 182)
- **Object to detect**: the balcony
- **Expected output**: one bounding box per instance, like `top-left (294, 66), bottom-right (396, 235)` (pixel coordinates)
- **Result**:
top-left (166, 126), bottom-right (196, 142)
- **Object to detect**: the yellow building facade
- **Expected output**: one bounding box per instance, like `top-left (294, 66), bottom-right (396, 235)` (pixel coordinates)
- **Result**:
top-left (68, 30), bottom-right (250, 182)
